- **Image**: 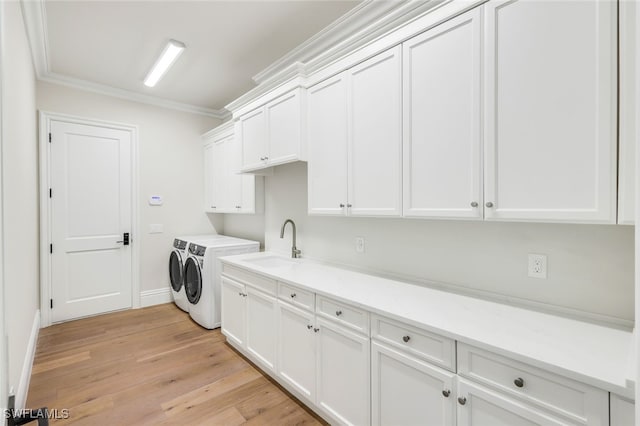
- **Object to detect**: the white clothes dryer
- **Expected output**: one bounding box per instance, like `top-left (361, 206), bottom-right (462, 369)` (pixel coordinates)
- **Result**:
top-left (184, 236), bottom-right (259, 329)
top-left (169, 234), bottom-right (229, 312)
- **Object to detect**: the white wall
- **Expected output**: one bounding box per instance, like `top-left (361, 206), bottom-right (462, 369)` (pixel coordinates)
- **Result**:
top-left (2, 0), bottom-right (40, 403)
top-left (225, 162), bottom-right (635, 323)
top-left (36, 81), bottom-right (223, 294)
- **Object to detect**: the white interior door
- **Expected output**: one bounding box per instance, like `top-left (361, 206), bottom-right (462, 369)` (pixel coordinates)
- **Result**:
top-left (50, 119), bottom-right (133, 322)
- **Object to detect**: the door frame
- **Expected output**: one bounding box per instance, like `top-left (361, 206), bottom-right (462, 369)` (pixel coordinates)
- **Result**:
top-left (39, 111), bottom-right (140, 327)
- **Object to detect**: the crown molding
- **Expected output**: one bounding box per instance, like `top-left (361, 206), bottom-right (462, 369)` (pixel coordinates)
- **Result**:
top-left (21, 0), bottom-right (49, 79)
top-left (40, 72), bottom-right (230, 119)
top-left (224, 0), bottom-right (454, 116)
top-left (20, 0), bottom-right (229, 120)
top-left (251, 0), bottom-right (398, 84)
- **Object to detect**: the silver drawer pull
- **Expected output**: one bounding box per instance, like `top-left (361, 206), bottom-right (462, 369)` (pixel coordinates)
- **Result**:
top-left (290, 293), bottom-right (297, 298)
top-left (314, 328), bottom-right (320, 333)
top-left (458, 397), bottom-right (467, 406)
top-left (442, 390), bottom-right (450, 398)
top-left (335, 310), bottom-right (343, 316)
top-left (514, 377), bottom-right (524, 388)
top-left (402, 335), bottom-right (411, 343)
top-left (307, 325), bottom-right (313, 330)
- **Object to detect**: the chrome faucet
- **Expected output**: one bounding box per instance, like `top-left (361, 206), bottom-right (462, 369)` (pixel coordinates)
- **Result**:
top-left (280, 219), bottom-right (301, 258)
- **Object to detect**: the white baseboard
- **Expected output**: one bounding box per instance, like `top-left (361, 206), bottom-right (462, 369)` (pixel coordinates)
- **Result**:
top-left (140, 288), bottom-right (172, 308)
top-left (16, 310), bottom-right (39, 410)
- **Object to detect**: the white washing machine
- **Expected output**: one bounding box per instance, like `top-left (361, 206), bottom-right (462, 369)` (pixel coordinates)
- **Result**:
top-left (169, 234), bottom-right (228, 312)
top-left (184, 236), bottom-right (259, 329)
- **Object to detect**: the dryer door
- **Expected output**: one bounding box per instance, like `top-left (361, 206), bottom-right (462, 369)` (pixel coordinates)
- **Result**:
top-left (169, 250), bottom-right (184, 292)
top-left (184, 256), bottom-right (203, 304)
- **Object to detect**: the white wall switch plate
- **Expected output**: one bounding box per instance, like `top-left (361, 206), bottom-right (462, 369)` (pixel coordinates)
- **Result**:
top-left (528, 254), bottom-right (547, 279)
top-left (355, 237), bottom-right (365, 253)
top-left (149, 224), bottom-right (163, 234)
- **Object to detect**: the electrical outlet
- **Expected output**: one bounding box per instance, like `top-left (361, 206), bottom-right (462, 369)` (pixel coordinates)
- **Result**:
top-left (355, 237), bottom-right (365, 253)
top-left (528, 254), bottom-right (547, 279)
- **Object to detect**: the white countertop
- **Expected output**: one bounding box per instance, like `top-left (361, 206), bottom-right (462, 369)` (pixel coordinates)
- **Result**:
top-left (219, 251), bottom-right (636, 398)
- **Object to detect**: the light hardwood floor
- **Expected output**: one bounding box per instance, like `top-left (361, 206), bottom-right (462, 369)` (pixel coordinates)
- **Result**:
top-left (27, 303), bottom-right (326, 425)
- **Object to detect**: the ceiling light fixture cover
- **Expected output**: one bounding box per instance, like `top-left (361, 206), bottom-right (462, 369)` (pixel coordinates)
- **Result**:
top-left (144, 39), bottom-right (186, 87)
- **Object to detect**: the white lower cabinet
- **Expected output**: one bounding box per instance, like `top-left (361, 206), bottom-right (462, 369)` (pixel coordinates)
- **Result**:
top-left (371, 340), bottom-right (455, 426)
top-left (220, 277), bottom-right (246, 347)
top-left (456, 378), bottom-right (569, 426)
top-left (245, 286), bottom-right (277, 372)
top-left (316, 316), bottom-right (370, 425)
top-left (610, 394), bottom-right (635, 426)
top-left (277, 301), bottom-right (316, 400)
top-left (222, 268), bottom-right (614, 426)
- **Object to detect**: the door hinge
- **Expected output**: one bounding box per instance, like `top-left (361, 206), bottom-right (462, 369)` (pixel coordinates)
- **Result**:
top-left (49, 244), bottom-right (52, 254)
top-left (50, 299), bottom-right (53, 309)
top-left (48, 133), bottom-right (52, 143)
top-left (49, 188), bottom-right (52, 198)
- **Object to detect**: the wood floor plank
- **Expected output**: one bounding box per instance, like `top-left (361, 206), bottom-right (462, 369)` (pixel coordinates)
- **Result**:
top-left (27, 303), bottom-right (327, 425)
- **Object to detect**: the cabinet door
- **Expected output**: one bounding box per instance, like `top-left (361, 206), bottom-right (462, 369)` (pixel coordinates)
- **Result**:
top-left (349, 45), bottom-right (402, 217)
top-left (239, 108), bottom-right (267, 171)
top-left (484, 0), bottom-right (617, 223)
top-left (403, 8), bottom-right (482, 219)
top-left (456, 378), bottom-right (568, 426)
top-left (221, 278), bottom-right (246, 347)
top-left (277, 302), bottom-right (316, 401)
top-left (307, 72), bottom-right (349, 215)
top-left (203, 142), bottom-right (216, 212)
top-left (618, 0), bottom-right (636, 225)
top-left (266, 89), bottom-right (303, 166)
top-left (610, 394), bottom-right (635, 426)
top-left (245, 285), bottom-right (277, 372)
top-left (371, 341), bottom-right (455, 426)
top-left (316, 317), bottom-right (370, 426)
top-left (212, 141), bottom-right (228, 210)
top-left (223, 136), bottom-right (243, 211)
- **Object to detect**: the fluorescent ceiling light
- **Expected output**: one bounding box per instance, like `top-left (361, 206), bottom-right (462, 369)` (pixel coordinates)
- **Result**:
top-left (144, 39), bottom-right (185, 87)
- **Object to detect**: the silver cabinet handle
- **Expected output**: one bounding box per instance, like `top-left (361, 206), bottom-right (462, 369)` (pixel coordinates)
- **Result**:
top-left (314, 327), bottom-right (320, 333)
top-left (238, 292), bottom-right (243, 296)
top-left (458, 397), bottom-right (467, 405)
top-left (485, 202), bottom-right (494, 208)
top-left (470, 201), bottom-right (478, 207)
top-left (339, 203), bottom-right (345, 208)
top-left (290, 293), bottom-right (296, 298)
top-left (307, 325), bottom-right (313, 330)
top-left (335, 310), bottom-right (343, 316)
top-left (212, 206), bottom-right (216, 209)
top-left (347, 204), bottom-right (352, 208)
top-left (442, 390), bottom-right (450, 397)
top-left (514, 377), bottom-right (524, 388)
top-left (402, 335), bottom-right (410, 343)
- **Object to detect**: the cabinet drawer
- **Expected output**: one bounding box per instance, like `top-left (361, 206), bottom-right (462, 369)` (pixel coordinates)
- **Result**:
top-left (371, 315), bottom-right (455, 372)
top-left (457, 343), bottom-right (608, 424)
top-left (278, 282), bottom-right (314, 311)
top-left (316, 295), bottom-right (369, 335)
top-left (221, 264), bottom-right (276, 295)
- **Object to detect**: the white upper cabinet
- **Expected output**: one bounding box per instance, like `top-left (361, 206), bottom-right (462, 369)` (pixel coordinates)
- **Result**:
top-left (403, 8), bottom-right (482, 219)
top-left (307, 72), bottom-right (349, 216)
top-left (618, 0), bottom-right (636, 225)
top-left (203, 142), bottom-right (216, 212)
top-left (238, 109), bottom-right (267, 171)
top-left (203, 124), bottom-right (259, 214)
top-left (238, 88), bottom-right (307, 172)
top-left (307, 47), bottom-right (402, 217)
top-left (483, 0), bottom-right (617, 224)
top-left (349, 46), bottom-right (402, 217)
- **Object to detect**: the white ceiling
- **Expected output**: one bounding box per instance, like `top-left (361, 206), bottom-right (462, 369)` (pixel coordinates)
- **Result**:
top-left (39, 0), bottom-right (360, 115)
